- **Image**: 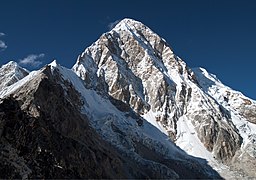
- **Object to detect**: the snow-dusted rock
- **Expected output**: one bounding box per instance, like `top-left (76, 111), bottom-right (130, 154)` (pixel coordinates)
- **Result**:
top-left (73, 18), bottom-right (256, 178)
top-left (0, 61), bottom-right (29, 91)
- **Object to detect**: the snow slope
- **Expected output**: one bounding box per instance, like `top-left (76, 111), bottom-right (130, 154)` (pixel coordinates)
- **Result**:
top-left (0, 70), bottom-right (39, 98)
top-left (49, 61), bottom-right (223, 178)
top-left (50, 61), bottom-right (186, 159)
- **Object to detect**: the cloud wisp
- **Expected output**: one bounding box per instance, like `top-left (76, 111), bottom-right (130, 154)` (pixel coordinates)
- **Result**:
top-left (0, 32), bottom-right (7, 51)
top-left (108, 20), bottom-right (120, 30)
top-left (19, 53), bottom-right (45, 68)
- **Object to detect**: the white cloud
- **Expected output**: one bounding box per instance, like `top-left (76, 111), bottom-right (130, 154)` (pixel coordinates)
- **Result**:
top-left (19, 53), bottom-right (45, 67)
top-left (108, 20), bottom-right (120, 30)
top-left (0, 32), bottom-right (7, 51)
top-left (0, 41), bottom-right (7, 49)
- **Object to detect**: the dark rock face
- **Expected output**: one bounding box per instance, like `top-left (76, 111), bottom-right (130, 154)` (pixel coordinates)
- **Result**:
top-left (0, 67), bottom-right (131, 179)
top-left (0, 67), bottom-right (222, 179)
top-left (0, 97), bottom-right (129, 178)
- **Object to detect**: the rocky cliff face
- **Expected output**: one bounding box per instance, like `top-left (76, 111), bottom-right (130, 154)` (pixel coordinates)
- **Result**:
top-left (72, 18), bottom-right (256, 178)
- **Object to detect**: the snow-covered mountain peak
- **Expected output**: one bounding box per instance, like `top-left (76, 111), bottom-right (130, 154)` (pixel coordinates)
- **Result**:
top-left (73, 18), bottom-right (182, 94)
top-left (112, 18), bottom-right (137, 26)
top-left (1, 60), bottom-right (29, 74)
top-left (71, 18), bottom-right (256, 178)
top-left (116, 18), bottom-right (139, 25)
top-left (1, 61), bottom-right (24, 72)
top-left (110, 18), bottom-right (169, 50)
top-left (112, 18), bottom-right (146, 31)
top-left (0, 61), bottom-right (29, 91)
top-left (49, 59), bottom-right (59, 67)
top-left (2, 60), bottom-right (18, 67)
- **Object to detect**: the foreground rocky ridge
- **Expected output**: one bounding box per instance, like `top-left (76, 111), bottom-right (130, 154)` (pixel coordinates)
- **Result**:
top-left (0, 67), bottom-right (130, 178)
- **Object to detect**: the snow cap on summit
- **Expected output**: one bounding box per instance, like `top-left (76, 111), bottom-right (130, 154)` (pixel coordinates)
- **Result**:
top-left (111, 18), bottom-right (145, 31)
top-left (49, 60), bottom-right (59, 67)
top-left (1, 61), bottom-right (19, 68)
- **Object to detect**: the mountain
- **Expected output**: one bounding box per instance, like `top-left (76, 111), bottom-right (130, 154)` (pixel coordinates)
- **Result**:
top-left (0, 18), bottom-right (255, 179)
top-left (72, 18), bottom-right (256, 178)
top-left (0, 61), bottom-right (29, 92)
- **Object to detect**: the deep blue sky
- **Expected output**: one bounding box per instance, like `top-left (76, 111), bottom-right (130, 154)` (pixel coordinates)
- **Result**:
top-left (0, 0), bottom-right (255, 99)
